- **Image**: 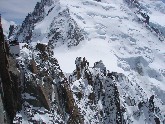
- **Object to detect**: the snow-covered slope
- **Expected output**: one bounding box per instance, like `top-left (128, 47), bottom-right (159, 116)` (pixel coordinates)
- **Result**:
top-left (8, 0), bottom-right (165, 123)
top-left (53, 0), bottom-right (165, 72)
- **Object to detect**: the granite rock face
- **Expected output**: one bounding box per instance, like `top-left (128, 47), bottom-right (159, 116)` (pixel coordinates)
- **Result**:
top-left (0, 23), bottom-right (21, 124)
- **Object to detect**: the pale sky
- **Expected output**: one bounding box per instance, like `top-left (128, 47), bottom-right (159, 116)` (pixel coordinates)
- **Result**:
top-left (0, 0), bottom-right (40, 24)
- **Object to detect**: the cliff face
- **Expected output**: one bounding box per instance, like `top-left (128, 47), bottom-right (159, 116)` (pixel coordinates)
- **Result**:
top-left (0, 24), bottom-right (21, 124)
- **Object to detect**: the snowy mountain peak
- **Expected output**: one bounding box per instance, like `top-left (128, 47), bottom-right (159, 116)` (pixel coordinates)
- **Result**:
top-left (1, 0), bottom-right (165, 123)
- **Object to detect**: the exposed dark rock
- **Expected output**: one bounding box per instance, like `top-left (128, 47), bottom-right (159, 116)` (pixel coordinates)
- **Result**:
top-left (0, 24), bottom-right (21, 123)
top-left (84, 69), bottom-right (93, 85)
top-left (154, 117), bottom-right (160, 124)
top-left (75, 92), bottom-right (83, 100)
top-left (8, 25), bottom-right (15, 39)
top-left (125, 96), bottom-right (136, 106)
top-left (28, 59), bottom-right (38, 74)
top-left (95, 0), bottom-right (101, 2)
top-left (138, 101), bottom-right (145, 109)
top-left (36, 43), bottom-right (47, 53)
top-left (94, 60), bottom-right (106, 76)
top-left (24, 80), bottom-right (51, 110)
top-left (149, 95), bottom-right (154, 112)
top-left (88, 92), bottom-right (95, 104)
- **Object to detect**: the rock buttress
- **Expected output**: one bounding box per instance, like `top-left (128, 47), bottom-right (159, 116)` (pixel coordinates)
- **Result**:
top-left (0, 23), bottom-right (21, 123)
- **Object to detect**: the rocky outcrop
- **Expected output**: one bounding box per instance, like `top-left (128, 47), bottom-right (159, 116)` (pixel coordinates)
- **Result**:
top-left (36, 43), bottom-right (47, 53)
top-left (72, 58), bottom-right (125, 123)
top-left (14, 42), bottom-right (84, 123)
top-left (8, 25), bottom-right (20, 39)
top-left (28, 59), bottom-right (38, 74)
top-left (10, 0), bottom-right (54, 42)
top-left (48, 8), bottom-right (84, 48)
top-left (60, 78), bottom-right (84, 124)
top-left (24, 80), bottom-right (51, 110)
top-left (70, 58), bottom-right (163, 123)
